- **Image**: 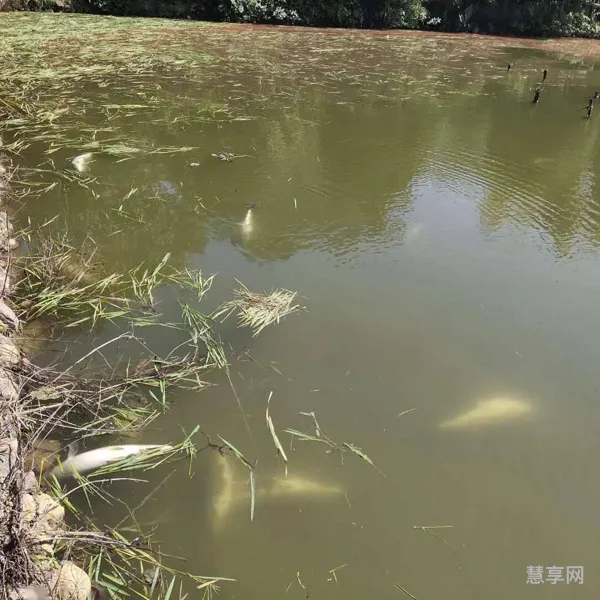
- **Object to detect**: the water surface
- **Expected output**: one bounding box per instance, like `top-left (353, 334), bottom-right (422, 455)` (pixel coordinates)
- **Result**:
top-left (9, 16), bottom-right (600, 599)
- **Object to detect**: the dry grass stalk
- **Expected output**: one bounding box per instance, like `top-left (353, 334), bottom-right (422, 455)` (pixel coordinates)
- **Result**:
top-left (265, 391), bottom-right (288, 476)
top-left (214, 283), bottom-right (301, 337)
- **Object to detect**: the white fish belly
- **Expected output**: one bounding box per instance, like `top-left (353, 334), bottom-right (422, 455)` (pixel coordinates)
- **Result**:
top-left (49, 444), bottom-right (171, 478)
top-left (438, 397), bottom-right (533, 429)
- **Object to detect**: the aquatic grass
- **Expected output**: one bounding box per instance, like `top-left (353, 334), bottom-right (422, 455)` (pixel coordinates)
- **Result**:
top-left (130, 252), bottom-right (171, 309)
top-left (412, 525), bottom-right (455, 550)
top-left (180, 303), bottom-right (227, 369)
top-left (265, 391), bottom-right (288, 476)
top-left (395, 584), bottom-right (420, 600)
top-left (285, 412), bottom-right (385, 476)
top-left (0, 14), bottom-right (230, 202)
top-left (213, 283), bottom-right (302, 337)
top-left (33, 429), bottom-right (234, 599)
top-left (55, 516), bottom-right (235, 600)
top-left (18, 236), bottom-right (221, 371)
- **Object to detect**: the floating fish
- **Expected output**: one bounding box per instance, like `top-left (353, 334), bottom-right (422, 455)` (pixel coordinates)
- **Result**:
top-left (438, 397), bottom-right (533, 429)
top-left (71, 152), bottom-right (94, 173)
top-left (212, 152), bottom-right (235, 162)
top-left (49, 444), bottom-right (173, 478)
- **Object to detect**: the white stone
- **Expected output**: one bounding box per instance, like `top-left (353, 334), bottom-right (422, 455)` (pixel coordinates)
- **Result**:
top-left (54, 562), bottom-right (91, 600)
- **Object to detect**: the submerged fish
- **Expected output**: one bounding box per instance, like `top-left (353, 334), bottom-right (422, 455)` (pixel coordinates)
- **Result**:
top-left (71, 152), bottom-right (94, 173)
top-left (213, 453), bottom-right (237, 524)
top-left (49, 444), bottom-right (173, 478)
top-left (239, 204), bottom-right (256, 239)
top-left (267, 476), bottom-right (343, 499)
top-left (155, 180), bottom-right (184, 203)
top-left (438, 397), bottom-right (533, 429)
top-left (404, 223), bottom-right (424, 243)
top-left (212, 453), bottom-right (343, 529)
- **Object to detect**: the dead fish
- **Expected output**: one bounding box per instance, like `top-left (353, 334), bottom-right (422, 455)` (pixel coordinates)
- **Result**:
top-left (71, 152), bottom-right (94, 173)
top-left (49, 444), bottom-right (173, 478)
top-left (438, 397), bottom-right (533, 429)
top-left (239, 204), bottom-right (256, 239)
top-left (213, 453), bottom-right (236, 524)
top-left (212, 152), bottom-right (235, 161)
top-left (404, 223), bottom-right (423, 243)
top-left (156, 180), bottom-right (183, 202)
top-left (268, 476), bottom-right (343, 499)
top-left (212, 455), bottom-right (343, 528)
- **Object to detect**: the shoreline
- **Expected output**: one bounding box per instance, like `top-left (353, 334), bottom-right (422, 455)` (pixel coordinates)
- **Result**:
top-left (2, 0), bottom-right (599, 40)
top-left (0, 151), bottom-right (92, 600)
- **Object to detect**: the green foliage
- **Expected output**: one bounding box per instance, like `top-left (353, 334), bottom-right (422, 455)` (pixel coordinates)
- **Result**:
top-left (424, 0), bottom-right (600, 38)
top-left (13, 0), bottom-right (600, 43)
top-left (75, 0), bottom-right (428, 28)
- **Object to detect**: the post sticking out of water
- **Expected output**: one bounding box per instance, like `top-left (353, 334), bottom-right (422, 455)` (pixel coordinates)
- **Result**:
top-left (533, 88), bottom-right (541, 104)
top-left (587, 98), bottom-right (594, 119)
top-left (542, 68), bottom-right (548, 82)
top-left (507, 63), bottom-right (511, 72)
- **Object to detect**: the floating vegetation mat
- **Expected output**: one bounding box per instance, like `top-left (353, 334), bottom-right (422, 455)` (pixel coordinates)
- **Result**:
top-left (214, 283), bottom-right (302, 337)
top-left (0, 13), bottom-right (229, 197)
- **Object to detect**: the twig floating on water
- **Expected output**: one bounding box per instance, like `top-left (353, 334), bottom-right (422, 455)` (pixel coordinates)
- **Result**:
top-left (296, 572), bottom-right (308, 597)
top-left (266, 391), bottom-right (289, 476)
top-left (250, 469), bottom-right (256, 522)
top-left (394, 584), bottom-right (420, 600)
top-left (413, 525), bottom-right (455, 549)
top-left (299, 411), bottom-right (321, 437)
top-left (328, 564), bottom-right (347, 583)
top-left (398, 407), bottom-right (418, 419)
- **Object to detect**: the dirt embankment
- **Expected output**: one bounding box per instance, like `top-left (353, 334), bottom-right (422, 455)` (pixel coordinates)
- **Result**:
top-left (0, 151), bottom-right (91, 600)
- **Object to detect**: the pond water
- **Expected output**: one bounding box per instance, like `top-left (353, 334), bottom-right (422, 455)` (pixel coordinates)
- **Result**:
top-left (5, 14), bottom-right (600, 600)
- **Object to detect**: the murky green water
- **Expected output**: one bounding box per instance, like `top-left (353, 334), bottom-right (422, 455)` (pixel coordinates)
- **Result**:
top-left (9, 15), bottom-right (600, 599)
